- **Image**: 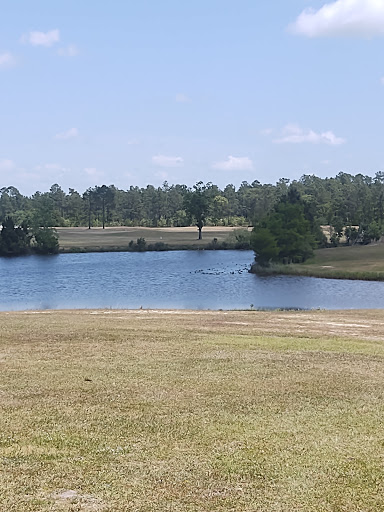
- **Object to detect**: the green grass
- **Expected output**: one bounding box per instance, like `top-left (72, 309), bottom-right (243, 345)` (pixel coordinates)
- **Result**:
top-left (252, 243), bottom-right (384, 280)
top-left (1, 309), bottom-right (384, 511)
top-left (57, 226), bottom-right (244, 252)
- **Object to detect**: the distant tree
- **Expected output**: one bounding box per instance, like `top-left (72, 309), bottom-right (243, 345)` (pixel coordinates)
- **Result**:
top-left (136, 237), bottom-right (146, 251)
top-left (49, 183), bottom-right (66, 219)
top-left (0, 217), bottom-right (30, 256)
top-left (250, 228), bottom-right (278, 265)
top-left (210, 195), bottom-right (228, 225)
top-left (345, 226), bottom-right (359, 246)
top-left (94, 185), bottom-right (115, 229)
top-left (251, 188), bottom-right (316, 266)
top-left (83, 187), bottom-right (95, 229)
top-left (32, 227), bottom-right (59, 254)
top-left (184, 182), bottom-right (212, 240)
top-left (364, 221), bottom-right (382, 244)
top-left (67, 188), bottom-right (86, 226)
top-left (30, 192), bottom-right (62, 227)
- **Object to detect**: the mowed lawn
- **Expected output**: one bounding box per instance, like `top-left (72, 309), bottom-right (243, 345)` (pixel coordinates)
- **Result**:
top-left (56, 226), bottom-right (242, 249)
top-left (307, 243), bottom-right (384, 273)
top-left (1, 309), bottom-right (384, 511)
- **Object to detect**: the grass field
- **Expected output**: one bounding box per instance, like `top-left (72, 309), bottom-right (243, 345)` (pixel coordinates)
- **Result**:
top-left (56, 226), bottom-right (244, 251)
top-left (253, 243), bottom-right (384, 280)
top-left (307, 243), bottom-right (384, 272)
top-left (1, 309), bottom-right (384, 511)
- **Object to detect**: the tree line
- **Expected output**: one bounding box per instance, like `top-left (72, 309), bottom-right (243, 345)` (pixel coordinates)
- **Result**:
top-left (2, 172), bottom-right (384, 236)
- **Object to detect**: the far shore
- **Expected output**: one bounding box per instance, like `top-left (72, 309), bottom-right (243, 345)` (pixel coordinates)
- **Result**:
top-left (56, 225), bottom-right (252, 253)
top-left (251, 242), bottom-right (384, 281)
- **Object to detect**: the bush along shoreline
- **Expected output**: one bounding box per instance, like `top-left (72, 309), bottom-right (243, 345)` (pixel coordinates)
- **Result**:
top-left (0, 217), bottom-right (59, 257)
top-left (60, 236), bottom-right (253, 254)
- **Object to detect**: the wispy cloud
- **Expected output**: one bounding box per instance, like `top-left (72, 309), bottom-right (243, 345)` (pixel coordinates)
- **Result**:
top-left (290, 0), bottom-right (384, 38)
top-left (0, 52), bottom-right (16, 69)
top-left (57, 44), bottom-right (78, 57)
top-left (21, 29), bottom-right (60, 47)
top-left (0, 159), bottom-right (16, 171)
top-left (35, 163), bottom-right (69, 173)
top-left (212, 156), bottom-right (253, 171)
top-left (84, 167), bottom-right (104, 178)
top-left (175, 93), bottom-right (191, 103)
top-left (274, 124), bottom-right (346, 145)
top-left (54, 128), bottom-right (79, 140)
top-left (152, 155), bottom-right (184, 167)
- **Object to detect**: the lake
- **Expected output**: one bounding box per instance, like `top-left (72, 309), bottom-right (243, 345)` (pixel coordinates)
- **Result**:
top-left (1, 250), bottom-right (384, 311)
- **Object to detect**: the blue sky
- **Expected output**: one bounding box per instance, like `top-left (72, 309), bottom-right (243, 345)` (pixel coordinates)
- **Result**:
top-left (1, 0), bottom-right (384, 195)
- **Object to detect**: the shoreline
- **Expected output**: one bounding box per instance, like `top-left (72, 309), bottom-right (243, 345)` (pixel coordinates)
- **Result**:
top-left (59, 243), bottom-right (249, 254)
top-left (250, 263), bottom-right (384, 282)
top-left (3, 306), bottom-right (384, 315)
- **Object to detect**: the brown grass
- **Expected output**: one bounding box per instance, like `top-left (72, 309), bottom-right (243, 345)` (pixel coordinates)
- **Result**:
top-left (1, 309), bottom-right (384, 511)
top-left (56, 226), bottom-right (243, 250)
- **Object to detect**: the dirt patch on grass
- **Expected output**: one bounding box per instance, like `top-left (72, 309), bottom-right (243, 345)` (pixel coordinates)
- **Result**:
top-left (51, 490), bottom-right (105, 511)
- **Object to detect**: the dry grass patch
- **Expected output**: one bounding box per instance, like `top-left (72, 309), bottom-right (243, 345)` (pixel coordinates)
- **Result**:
top-left (56, 226), bottom-right (240, 250)
top-left (1, 309), bottom-right (384, 511)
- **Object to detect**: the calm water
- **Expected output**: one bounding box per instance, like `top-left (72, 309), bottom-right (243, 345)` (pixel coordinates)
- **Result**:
top-left (1, 250), bottom-right (384, 311)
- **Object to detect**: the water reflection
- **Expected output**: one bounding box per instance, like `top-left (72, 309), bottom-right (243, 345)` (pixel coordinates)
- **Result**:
top-left (1, 250), bottom-right (384, 311)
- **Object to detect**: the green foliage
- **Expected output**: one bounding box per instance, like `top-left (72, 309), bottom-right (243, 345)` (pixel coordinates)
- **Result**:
top-left (3, 171), bottom-right (384, 243)
top-left (345, 226), bottom-right (359, 245)
top-left (32, 227), bottom-right (59, 255)
top-left (184, 182), bottom-right (211, 239)
top-left (0, 217), bottom-right (59, 257)
top-left (136, 237), bottom-right (146, 251)
top-left (127, 238), bottom-right (147, 251)
top-left (366, 221), bottom-right (382, 242)
top-left (251, 189), bottom-right (316, 266)
top-left (210, 195), bottom-right (228, 225)
top-left (233, 229), bottom-right (252, 249)
top-left (0, 217), bottom-right (30, 256)
top-left (250, 228), bottom-right (279, 265)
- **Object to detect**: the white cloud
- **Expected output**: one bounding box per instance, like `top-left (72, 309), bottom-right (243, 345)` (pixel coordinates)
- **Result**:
top-left (54, 128), bottom-right (79, 140)
top-left (152, 155), bottom-right (184, 167)
top-left (0, 52), bottom-right (16, 69)
top-left (212, 156), bottom-right (253, 171)
top-left (57, 44), bottom-right (78, 57)
top-left (21, 29), bottom-right (60, 47)
top-left (175, 93), bottom-right (191, 103)
top-left (34, 163), bottom-right (69, 173)
top-left (274, 124), bottom-right (346, 145)
top-left (290, 0), bottom-right (384, 38)
top-left (0, 159), bottom-right (16, 171)
top-left (84, 167), bottom-right (104, 178)
top-left (380, 76), bottom-right (384, 85)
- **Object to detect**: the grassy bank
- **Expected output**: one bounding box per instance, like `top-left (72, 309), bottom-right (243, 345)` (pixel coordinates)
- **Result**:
top-left (251, 243), bottom-right (384, 280)
top-left (2, 309), bottom-right (384, 511)
top-left (57, 226), bottom-right (249, 253)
